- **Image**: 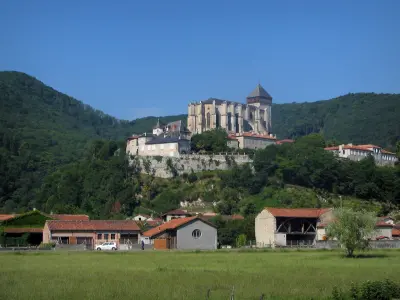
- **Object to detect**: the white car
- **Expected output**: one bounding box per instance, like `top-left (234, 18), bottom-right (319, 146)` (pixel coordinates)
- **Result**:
top-left (95, 242), bottom-right (117, 251)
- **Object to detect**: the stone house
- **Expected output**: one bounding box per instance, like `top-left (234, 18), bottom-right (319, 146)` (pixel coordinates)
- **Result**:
top-left (142, 216), bottom-right (217, 250)
top-left (235, 132), bottom-right (277, 149)
top-left (126, 134), bottom-right (190, 157)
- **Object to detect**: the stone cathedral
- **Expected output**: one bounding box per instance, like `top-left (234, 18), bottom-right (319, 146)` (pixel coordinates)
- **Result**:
top-left (187, 84), bottom-right (272, 135)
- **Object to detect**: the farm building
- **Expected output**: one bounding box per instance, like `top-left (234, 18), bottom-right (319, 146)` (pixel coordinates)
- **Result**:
top-left (0, 210), bottom-right (89, 246)
top-left (255, 207), bottom-right (333, 247)
top-left (161, 209), bottom-right (192, 222)
top-left (142, 216), bottom-right (217, 250)
top-left (43, 220), bottom-right (141, 249)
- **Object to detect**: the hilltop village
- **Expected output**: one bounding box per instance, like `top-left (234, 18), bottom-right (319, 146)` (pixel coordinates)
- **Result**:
top-left (126, 84), bottom-right (397, 172)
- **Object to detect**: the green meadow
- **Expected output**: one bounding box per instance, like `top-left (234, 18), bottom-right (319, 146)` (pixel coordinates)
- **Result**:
top-left (1, 250), bottom-right (399, 299)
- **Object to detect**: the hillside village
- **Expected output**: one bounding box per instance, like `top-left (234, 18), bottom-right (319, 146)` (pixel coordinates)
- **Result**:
top-left (1, 84), bottom-right (399, 251)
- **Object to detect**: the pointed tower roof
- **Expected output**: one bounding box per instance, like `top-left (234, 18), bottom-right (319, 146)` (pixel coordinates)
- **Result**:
top-left (247, 84), bottom-right (272, 99)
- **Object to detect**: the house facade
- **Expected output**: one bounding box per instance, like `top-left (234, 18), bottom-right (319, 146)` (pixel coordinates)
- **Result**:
top-left (142, 216), bottom-right (217, 250)
top-left (161, 209), bottom-right (192, 222)
top-left (126, 134), bottom-right (191, 157)
top-left (43, 220), bottom-right (141, 249)
top-left (235, 132), bottom-right (276, 150)
top-left (324, 144), bottom-right (398, 166)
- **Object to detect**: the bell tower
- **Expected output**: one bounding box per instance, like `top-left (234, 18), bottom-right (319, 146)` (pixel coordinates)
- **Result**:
top-left (246, 84), bottom-right (273, 134)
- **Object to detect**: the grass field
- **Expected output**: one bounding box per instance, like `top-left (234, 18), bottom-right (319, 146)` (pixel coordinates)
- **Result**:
top-left (1, 249), bottom-right (399, 300)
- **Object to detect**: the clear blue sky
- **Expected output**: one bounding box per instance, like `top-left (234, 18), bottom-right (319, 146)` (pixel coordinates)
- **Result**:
top-left (1, 0), bottom-right (399, 120)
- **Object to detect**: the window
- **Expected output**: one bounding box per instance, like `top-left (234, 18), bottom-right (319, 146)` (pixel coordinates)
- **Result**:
top-left (192, 229), bottom-right (201, 239)
top-left (97, 233), bottom-right (102, 240)
top-left (104, 234), bottom-right (109, 241)
top-left (111, 234), bottom-right (116, 240)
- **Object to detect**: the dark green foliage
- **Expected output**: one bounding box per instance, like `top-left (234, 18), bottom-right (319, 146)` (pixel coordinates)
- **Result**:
top-left (0, 71), bottom-right (184, 212)
top-left (191, 129), bottom-right (229, 153)
top-left (331, 279), bottom-right (400, 300)
top-left (0, 210), bottom-right (51, 227)
top-left (209, 216), bottom-right (255, 246)
top-left (252, 135), bottom-right (400, 205)
top-left (35, 140), bottom-right (140, 219)
top-left (272, 93), bottom-right (400, 149)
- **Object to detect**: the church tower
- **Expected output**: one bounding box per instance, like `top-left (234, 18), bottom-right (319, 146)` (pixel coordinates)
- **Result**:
top-left (246, 84), bottom-right (272, 134)
top-left (246, 84), bottom-right (272, 109)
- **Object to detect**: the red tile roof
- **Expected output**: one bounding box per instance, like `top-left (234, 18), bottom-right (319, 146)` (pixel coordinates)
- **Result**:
top-left (238, 132), bottom-right (277, 140)
top-left (375, 221), bottom-right (393, 228)
top-left (46, 220), bottom-right (140, 231)
top-left (146, 220), bottom-right (163, 227)
top-left (276, 139), bottom-right (294, 145)
top-left (50, 214), bottom-right (89, 221)
top-left (161, 209), bottom-right (191, 216)
top-left (265, 207), bottom-right (331, 218)
top-left (4, 227), bottom-right (43, 233)
top-left (318, 220), bottom-right (394, 229)
top-left (0, 214), bottom-right (18, 221)
top-left (142, 216), bottom-right (215, 237)
top-left (324, 144), bottom-right (396, 155)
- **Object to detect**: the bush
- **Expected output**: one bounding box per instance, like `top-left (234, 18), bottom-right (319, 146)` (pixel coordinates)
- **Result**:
top-left (331, 279), bottom-right (400, 300)
top-left (39, 242), bottom-right (56, 249)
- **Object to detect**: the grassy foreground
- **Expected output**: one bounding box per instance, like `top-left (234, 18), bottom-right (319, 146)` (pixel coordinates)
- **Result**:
top-left (1, 250), bottom-right (399, 300)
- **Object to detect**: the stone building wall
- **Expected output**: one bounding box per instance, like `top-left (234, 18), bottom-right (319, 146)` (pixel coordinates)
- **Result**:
top-left (131, 154), bottom-right (253, 178)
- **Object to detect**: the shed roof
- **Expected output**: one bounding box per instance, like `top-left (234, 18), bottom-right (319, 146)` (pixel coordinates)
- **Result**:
top-left (46, 220), bottom-right (140, 231)
top-left (0, 214), bottom-right (17, 221)
top-left (265, 207), bottom-right (331, 218)
top-left (4, 227), bottom-right (43, 233)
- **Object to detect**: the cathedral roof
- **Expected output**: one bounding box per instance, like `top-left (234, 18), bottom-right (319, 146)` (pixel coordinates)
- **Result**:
top-left (247, 84), bottom-right (272, 99)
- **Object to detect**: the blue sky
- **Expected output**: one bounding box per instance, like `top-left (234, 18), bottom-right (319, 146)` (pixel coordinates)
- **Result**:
top-left (1, 0), bottom-right (399, 120)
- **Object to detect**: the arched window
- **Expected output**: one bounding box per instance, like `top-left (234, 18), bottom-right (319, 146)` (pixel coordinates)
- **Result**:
top-left (192, 229), bottom-right (202, 239)
top-left (206, 112), bottom-right (211, 129)
top-left (227, 112), bottom-right (232, 131)
top-left (215, 109), bottom-right (220, 128)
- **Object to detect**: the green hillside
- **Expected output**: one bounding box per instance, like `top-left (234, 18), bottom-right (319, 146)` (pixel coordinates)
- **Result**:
top-left (272, 93), bottom-right (400, 148)
top-left (0, 71), bottom-right (399, 213)
top-left (0, 71), bottom-right (184, 209)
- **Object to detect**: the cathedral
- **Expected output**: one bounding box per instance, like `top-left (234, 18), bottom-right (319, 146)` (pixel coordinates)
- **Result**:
top-left (187, 84), bottom-right (272, 135)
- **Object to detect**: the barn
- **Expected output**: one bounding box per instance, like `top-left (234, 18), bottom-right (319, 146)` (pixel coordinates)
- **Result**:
top-left (255, 207), bottom-right (333, 247)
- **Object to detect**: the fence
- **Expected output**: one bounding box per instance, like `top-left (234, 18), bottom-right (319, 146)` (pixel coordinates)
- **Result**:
top-left (315, 240), bottom-right (400, 249)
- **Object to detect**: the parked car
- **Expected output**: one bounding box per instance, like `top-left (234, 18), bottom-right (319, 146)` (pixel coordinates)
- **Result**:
top-left (95, 242), bottom-right (117, 251)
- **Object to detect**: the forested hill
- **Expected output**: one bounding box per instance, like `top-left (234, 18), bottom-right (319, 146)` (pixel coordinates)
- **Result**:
top-left (272, 93), bottom-right (400, 148)
top-left (0, 71), bottom-right (184, 210)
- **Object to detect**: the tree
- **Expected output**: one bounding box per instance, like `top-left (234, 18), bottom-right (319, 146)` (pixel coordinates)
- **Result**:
top-left (326, 208), bottom-right (377, 257)
top-left (236, 234), bottom-right (247, 248)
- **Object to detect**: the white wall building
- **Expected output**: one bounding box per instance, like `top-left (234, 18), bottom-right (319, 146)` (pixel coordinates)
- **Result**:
top-left (324, 144), bottom-right (397, 166)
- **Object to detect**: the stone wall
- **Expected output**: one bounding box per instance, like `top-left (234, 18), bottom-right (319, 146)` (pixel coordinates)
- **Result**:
top-left (132, 154), bottom-right (253, 178)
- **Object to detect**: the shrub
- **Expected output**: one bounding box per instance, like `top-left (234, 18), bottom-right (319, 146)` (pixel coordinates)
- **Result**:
top-left (39, 242), bottom-right (56, 249)
top-left (331, 279), bottom-right (400, 300)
